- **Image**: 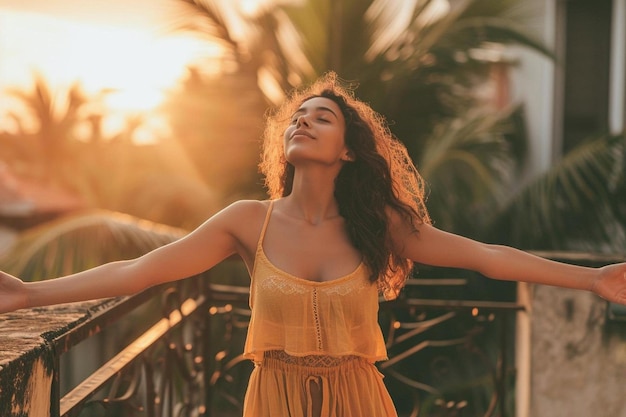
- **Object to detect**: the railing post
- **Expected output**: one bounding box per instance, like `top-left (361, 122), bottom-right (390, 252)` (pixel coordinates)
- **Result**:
top-left (498, 312), bottom-right (508, 417)
top-left (203, 272), bottom-right (213, 417)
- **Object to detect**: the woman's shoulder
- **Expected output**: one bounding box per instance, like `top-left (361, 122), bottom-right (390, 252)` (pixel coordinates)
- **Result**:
top-left (215, 199), bottom-right (273, 230)
top-left (216, 199), bottom-right (274, 262)
top-left (223, 199), bottom-right (272, 215)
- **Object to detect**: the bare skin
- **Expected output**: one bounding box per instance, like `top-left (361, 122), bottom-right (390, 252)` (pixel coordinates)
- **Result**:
top-left (1, 96), bottom-right (626, 314)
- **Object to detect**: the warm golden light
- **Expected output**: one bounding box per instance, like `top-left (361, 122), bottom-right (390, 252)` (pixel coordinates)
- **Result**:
top-left (0, 9), bottom-right (221, 114)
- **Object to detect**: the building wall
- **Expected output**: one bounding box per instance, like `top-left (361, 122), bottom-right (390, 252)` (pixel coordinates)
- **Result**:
top-left (610, 0), bottom-right (626, 134)
top-left (511, 0), bottom-right (626, 174)
top-left (509, 0), bottom-right (557, 177)
top-left (510, 1), bottom-right (626, 415)
top-left (529, 284), bottom-right (626, 417)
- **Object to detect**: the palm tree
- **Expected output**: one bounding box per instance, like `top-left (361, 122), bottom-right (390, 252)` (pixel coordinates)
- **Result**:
top-left (1, 76), bottom-right (137, 206)
top-left (8, 0), bottom-right (619, 295)
top-left (166, 0), bottom-right (548, 235)
top-left (159, 68), bottom-right (267, 204)
top-left (416, 106), bottom-right (527, 237)
top-left (1, 74), bottom-right (223, 228)
top-left (5, 74), bottom-right (90, 187)
top-left (239, 0), bottom-right (624, 250)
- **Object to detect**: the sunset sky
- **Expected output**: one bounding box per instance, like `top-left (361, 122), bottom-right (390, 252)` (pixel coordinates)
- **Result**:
top-left (0, 0), bottom-right (229, 123)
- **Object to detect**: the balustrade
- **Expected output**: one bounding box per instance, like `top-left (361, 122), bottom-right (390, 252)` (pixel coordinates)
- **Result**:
top-left (12, 255), bottom-right (614, 416)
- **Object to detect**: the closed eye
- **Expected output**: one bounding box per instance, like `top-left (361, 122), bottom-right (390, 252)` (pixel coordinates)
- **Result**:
top-left (290, 105), bottom-right (339, 125)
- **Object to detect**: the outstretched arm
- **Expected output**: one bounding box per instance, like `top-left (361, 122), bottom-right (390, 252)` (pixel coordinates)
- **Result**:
top-left (0, 201), bottom-right (255, 313)
top-left (390, 214), bottom-right (626, 304)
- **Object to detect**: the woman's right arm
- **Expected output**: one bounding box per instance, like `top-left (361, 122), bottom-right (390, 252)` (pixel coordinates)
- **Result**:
top-left (0, 200), bottom-right (257, 313)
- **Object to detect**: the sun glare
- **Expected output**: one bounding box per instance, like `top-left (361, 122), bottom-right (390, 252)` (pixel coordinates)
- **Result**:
top-left (0, 9), bottom-right (221, 114)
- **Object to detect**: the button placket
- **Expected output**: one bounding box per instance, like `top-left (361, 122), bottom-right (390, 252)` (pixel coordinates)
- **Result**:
top-left (312, 288), bottom-right (323, 350)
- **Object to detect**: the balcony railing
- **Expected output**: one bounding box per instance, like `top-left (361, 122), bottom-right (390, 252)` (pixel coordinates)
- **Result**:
top-left (3, 253), bottom-right (618, 417)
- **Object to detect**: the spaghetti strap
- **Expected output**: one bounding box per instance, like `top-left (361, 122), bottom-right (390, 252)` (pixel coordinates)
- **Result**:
top-left (250, 200), bottom-right (275, 289)
top-left (257, 200), bottom-right (274, 252)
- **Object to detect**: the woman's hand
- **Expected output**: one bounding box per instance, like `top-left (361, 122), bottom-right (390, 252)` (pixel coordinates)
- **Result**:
top-left (591, 263), bottom-right (626, 305)
top-left (0, 271), bottom-right (28, 314)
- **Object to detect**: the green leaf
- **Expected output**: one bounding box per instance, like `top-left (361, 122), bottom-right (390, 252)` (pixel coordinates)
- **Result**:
top-left (0, 210), bottom-right (185, 281)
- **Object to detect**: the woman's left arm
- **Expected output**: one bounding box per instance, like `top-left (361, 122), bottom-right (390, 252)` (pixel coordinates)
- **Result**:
top-left (390, 217), bottom-right (626, 305)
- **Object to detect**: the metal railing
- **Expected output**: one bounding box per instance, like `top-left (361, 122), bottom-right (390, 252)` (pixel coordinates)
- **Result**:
top-left (1, 273), bottom-right (213, 417)
top-left (205, 275), bottom-right (523, 417)
top-left (3, 252), bottom-right (620, 417)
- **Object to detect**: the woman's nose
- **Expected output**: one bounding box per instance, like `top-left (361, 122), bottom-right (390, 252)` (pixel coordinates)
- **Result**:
top-left (296, 114), bottom-right (310, 127)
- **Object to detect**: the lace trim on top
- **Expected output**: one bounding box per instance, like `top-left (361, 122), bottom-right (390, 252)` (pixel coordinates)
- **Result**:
top-left (253, 201), bottom-right (366, 289)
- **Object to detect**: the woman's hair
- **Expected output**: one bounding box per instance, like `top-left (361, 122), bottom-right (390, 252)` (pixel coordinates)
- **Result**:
top-left (260, 72), bottom-right (430, 299)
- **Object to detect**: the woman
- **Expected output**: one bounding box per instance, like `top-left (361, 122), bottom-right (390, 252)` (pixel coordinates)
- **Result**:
top-left (1, 73), bottom-right (626, 417)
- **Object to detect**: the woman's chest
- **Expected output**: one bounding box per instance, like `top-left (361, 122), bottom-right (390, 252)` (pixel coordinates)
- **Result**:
top-left (262, 218), bottom-right (362, 283)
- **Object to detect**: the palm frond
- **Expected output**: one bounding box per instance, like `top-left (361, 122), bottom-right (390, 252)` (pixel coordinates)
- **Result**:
top-left (0, 210), bottom-right (186, 281)
top-left (443, 17), bottom-right (555, 60)
top-left (491, 133), bottom-right (626, 250)
top-left (161, 0), bottom-right (241, 58)
top-left (419, 107), bottom-right (524, 235)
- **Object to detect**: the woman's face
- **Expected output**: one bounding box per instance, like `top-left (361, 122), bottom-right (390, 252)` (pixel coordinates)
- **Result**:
top-left (283, 97), bottom-right (353, 167)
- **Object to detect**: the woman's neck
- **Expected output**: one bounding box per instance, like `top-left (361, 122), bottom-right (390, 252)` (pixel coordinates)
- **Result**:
top-left (285, 169), bottom-right (341, 225)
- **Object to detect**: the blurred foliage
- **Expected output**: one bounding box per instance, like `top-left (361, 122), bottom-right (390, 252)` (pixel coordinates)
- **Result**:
top-left (160, 70), bottom-right (267, 203)
top-left (169, 0), bottom-right (553, 240)
top-left (171, 0), bottom-right (624, 251)
top-left (0, 0), bottom-right (621, 268)
top-left (1, 0), bottom-right (622, 269)
top-left (0, 73), bottom-right (249, 230)
top-left (0, 210), bottom-right (185, 280)
top-left (490, 132), bottom-right (626, 251)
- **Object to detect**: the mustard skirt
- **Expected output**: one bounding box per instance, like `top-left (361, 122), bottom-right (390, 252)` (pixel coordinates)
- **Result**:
top-left (243, 351), bottom-right (398, 417)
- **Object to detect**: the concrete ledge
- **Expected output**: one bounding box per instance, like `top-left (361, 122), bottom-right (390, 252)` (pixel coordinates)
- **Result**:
top-left (0, 301), bottom-right (107, 417)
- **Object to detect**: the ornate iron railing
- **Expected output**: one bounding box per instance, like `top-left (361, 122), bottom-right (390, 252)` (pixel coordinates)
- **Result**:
top-left (0, 272), bottom-right (214, 417)
top-left (200, 266), bottom-right (525, 417)
top-left (16, 255), bottom-right (618, 416)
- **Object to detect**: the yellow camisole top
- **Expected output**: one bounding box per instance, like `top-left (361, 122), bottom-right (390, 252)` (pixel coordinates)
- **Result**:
top-left (243, 200), bottom-right (388, 363)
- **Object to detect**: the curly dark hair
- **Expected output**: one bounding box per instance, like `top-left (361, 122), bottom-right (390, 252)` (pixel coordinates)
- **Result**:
top-left (259, 73), bottom-right (430, 299)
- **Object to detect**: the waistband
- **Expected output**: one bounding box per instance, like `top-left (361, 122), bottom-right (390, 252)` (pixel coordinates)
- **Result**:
top-left (258, 350), bottom-right (367, 374)
top-left (265, 350), bottom-right (361, 366)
